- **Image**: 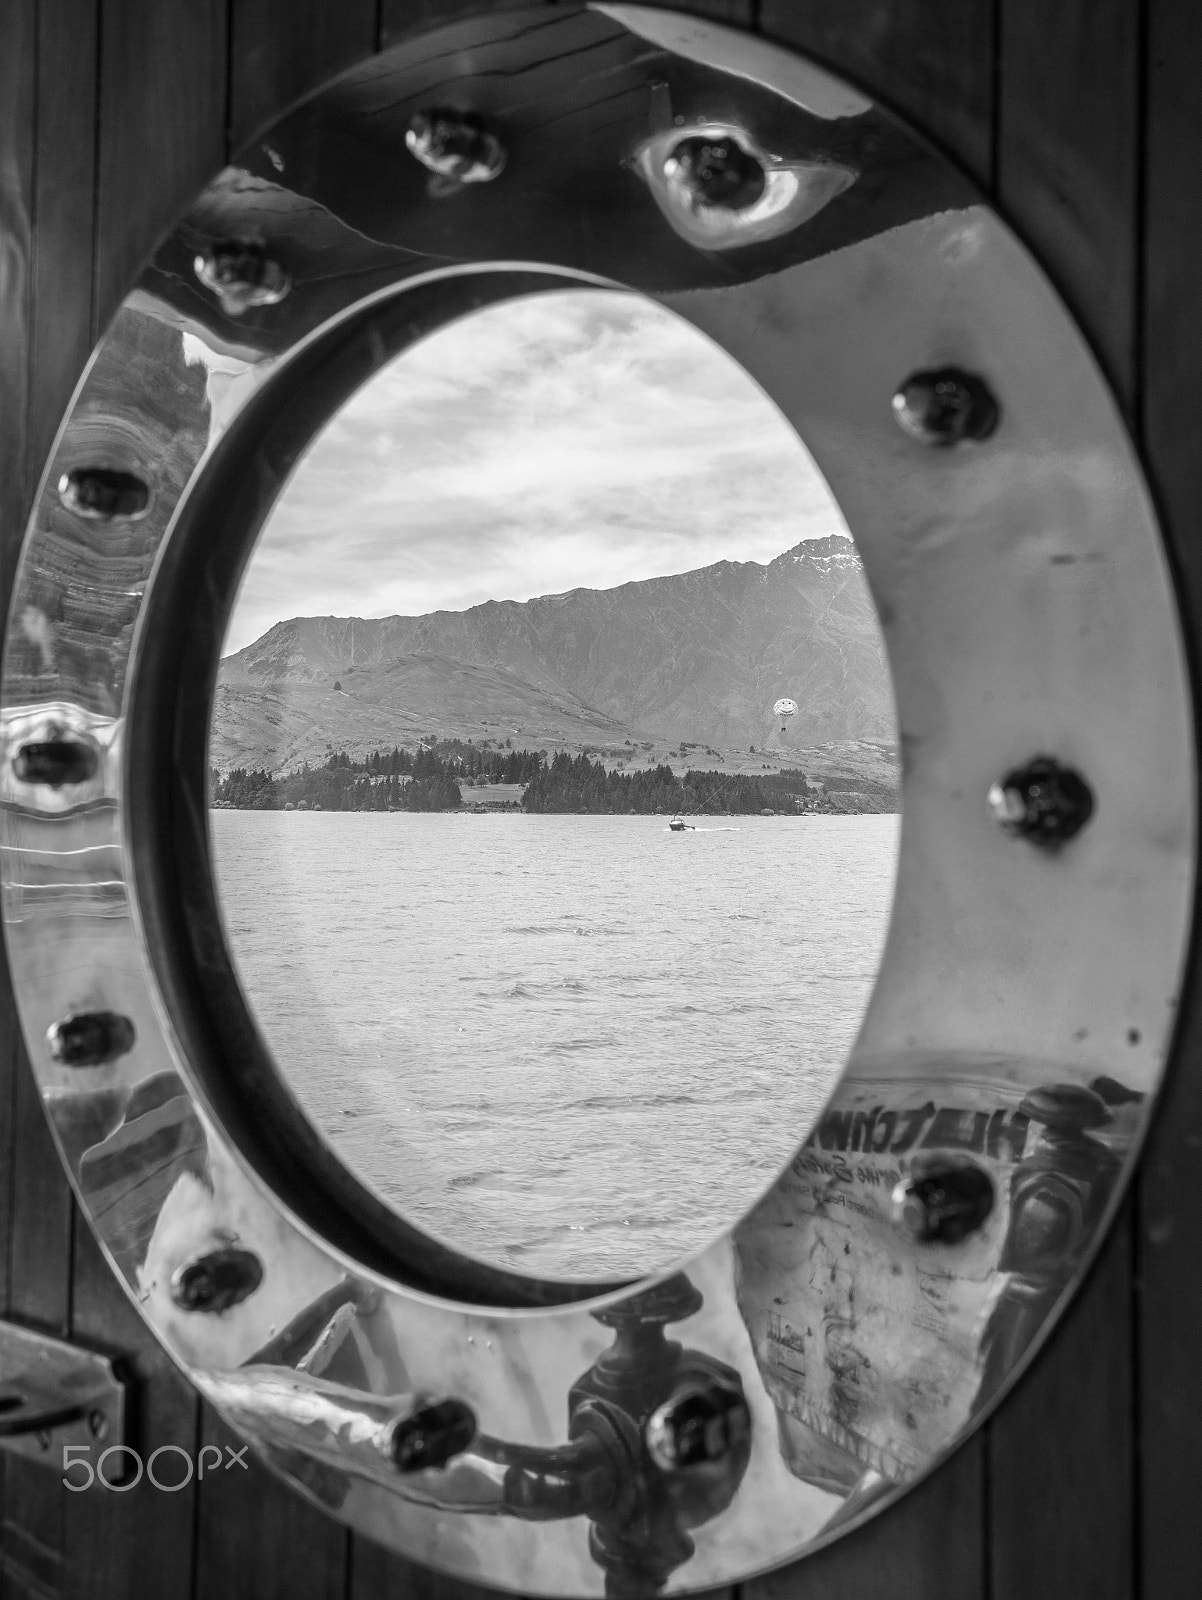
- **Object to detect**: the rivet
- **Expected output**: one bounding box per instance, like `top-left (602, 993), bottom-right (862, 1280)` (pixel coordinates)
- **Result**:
top-left (391, 1398), bottom-right (477, 1472)
top-left (58, 467), bottom-right (150, 520)
top-left (47, 1011), bottom-right (136, 1068)
top-left (405, 110), bottom-right (506, 184)
top-left (194, 241), bottom-right (290, 316)
top-left (645, 1376), bottom-right (750, 1472)
top-left (988, 756), bottom-right (1094, 847)
top-left (171, 1247), bottom-right (263, 1313)
top-left (662, 132), bottom-right (766, 211)
top-left (892, 367), bottom-right (999, 446)
top-left (891, 1156), bottom-right (995, 1245)
top-left (13, 738), bottom-right (99, 788)
top-left (88, 1409), bottom-right (109, 1441)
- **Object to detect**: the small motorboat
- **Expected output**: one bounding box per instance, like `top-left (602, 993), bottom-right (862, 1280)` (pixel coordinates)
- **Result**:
top-left (668, 814), bottom-right (695, 832)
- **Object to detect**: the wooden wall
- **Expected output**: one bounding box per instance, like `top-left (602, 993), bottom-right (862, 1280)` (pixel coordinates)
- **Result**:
top-left (1, 1), bottom-right (1200, 1596)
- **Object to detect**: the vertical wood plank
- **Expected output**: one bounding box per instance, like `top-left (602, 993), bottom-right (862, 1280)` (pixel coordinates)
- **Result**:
top-left (230, 0), bottom-right (381, 154)
top-left (996, 0), bottom-right (1142, 408)
top-left (349, 1540), bottom-right (531, 1600)
top-left (61, 1223), bottom-right (199, 1600)
top-left (1140, 5), bottom-right (1202, 1600)
top-left (745, 1438), bottom-right (986, 1600)
top-left (759, 0), bottom-right (996, 186)
top-left (0, 0), bottom-right (37, 1326)
top-left (988, 1209), bottom-right (1135, 1600)
top-left (93, 0), bottom-right (227, 332)
top-left (194, 1407), bottom-right (349, 1600)
top-left (350, 1537), bottom-right (738, 1600)
top-left (0, 2), bottom-right (74, 1593)
top-left (29, 0), bottom-right (99, 468)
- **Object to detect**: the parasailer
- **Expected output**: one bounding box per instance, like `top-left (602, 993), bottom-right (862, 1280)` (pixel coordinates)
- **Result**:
top-left (773, 696), bottom-right (798, 735)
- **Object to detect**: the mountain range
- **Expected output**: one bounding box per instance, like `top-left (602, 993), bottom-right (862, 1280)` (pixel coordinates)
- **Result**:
top-left (212, 534), bottom-right (894, 775)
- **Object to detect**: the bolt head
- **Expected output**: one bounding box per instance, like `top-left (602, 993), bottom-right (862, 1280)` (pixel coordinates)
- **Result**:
top-left (171, 1247), bottom-right (263, 1313)
top-left (88, 1409), bottom-right (109, 1441)
top-left (645, 1375), bottom-right (750, 1472)
top-left (46, 1011), bottom-right (136, 1068)
top-left (988, 756), bottom-right (1094, 847)
top-left (892, 367), bottom-right (999, 445)
top-left (405, 110), bottom-right (506, 183)
top-left (194, 242), bottom-right (290, 316)
top-left (663, 133), bottom-right (766, 211)
top-left (892, 1155), bottom-right (995, 1245)
top-left (58, 467), bottom-right (150, 520)
top-left (13, 737), bottom-right (99, 789)
top-left (391, 1398), bottom-right (477, 1472)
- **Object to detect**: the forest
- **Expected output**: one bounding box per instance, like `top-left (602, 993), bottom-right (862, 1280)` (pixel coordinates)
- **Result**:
top-left (209, 742), bottom-right (895, 814)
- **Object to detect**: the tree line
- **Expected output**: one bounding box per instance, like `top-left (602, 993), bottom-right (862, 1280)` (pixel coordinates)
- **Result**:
top-left (208, 744), bottom-right (854, 814)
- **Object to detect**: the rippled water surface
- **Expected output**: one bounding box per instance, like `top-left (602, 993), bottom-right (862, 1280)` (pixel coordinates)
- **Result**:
top-left (211, 812), bottom-right (897, 1277)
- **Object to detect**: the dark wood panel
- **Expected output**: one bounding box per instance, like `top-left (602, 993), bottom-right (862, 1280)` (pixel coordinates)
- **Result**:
top-left (1, 3), bottom-right (101, 1587)
top-left (351, 1536), bottom-right (736, 1600)
top-left (0, 0), bottom-right (36, 1327)
top-left (230, 0), bottom-right (381, 153)
top-left (997, 0), bottom-right (1141, 407)
top-left (94, 0), bottom-right (227, 331)
top-left (193, 1407), bottom-right (349, 1600)
top-left (3, 2), bottom-right (1198, 1599)
top-left (988, 1208), bottom-right (1135, 1600)
top-left (746, 1436), bottom-right (986, 1600)
top-left (759, 0), bottom-right (996, 185)
top-left (1139, 6), bottom-right (1202, 1600)
top-left (61, 1224), bottom-right (198, 1600)
top-left (29, 0), bottom-right (100, 464)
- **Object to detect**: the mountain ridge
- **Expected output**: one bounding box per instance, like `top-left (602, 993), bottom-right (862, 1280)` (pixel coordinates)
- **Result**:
top-left (213, 535), bottom-right (893, 772)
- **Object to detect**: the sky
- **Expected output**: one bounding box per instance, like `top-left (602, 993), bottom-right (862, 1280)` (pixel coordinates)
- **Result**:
top-left (222, 288), bottom-right (849, 654)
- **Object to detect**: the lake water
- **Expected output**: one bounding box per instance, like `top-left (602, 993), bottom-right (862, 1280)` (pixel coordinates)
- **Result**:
top-left (211, 811), bottom-right (898, 1279)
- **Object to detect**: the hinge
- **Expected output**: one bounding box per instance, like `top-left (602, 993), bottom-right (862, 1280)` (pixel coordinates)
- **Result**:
top-left (0, 1319), bottom-right (125, 1467)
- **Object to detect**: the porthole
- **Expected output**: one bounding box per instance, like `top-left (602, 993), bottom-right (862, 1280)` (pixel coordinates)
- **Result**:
top-left (1, 5), bottom-right (1192, 1593)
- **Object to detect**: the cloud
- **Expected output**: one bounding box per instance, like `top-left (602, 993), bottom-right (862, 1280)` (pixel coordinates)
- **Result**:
top-left (224, 289), bottom-right (848, 652)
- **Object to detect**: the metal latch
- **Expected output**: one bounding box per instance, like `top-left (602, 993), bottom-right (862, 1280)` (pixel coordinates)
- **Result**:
top-left (0, 1319), bottom-right (125, 1466)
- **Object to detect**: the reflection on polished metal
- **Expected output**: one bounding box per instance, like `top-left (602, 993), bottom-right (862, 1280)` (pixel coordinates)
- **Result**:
top-left (891, 368), bottom-right (1000, 446)
top-left (645, 1374), bottom-right (751, 1471)
top-left (891, 1155), bottom-right (996, 1246)
top-left (634, 121), bottom-right (856, 251)
top-left (663, 133), bottom-right (766, 210)
top-left (392, 1399), bottom-right (478, 1472)
top-left (0, 1320), bottom-right (126, 1467)
top-left (194, 240), bottom-right (290, 316)
top-left (47, 1011), bottom-right (136, 1069)
top-left (171, 1248), bottom-right (264, 1313)
top-left (12, 736), bottom-right (98, 788)
top-left (988, 756), bottom-right (1095, 847)
top-left (1, 4), bottom-right (1194, 1594)
top-left (57, 466), bottom-right (150, 520)
top-left (405, 109), bottom-right (507, 184)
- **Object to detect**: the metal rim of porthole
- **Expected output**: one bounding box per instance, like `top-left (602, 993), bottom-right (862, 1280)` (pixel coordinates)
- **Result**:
top-left (0, 4), bottom-right (1194, 1594)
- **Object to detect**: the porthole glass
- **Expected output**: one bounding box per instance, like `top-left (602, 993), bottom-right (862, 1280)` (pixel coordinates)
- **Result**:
top-left (207, 287), bottom-right (900, 1277)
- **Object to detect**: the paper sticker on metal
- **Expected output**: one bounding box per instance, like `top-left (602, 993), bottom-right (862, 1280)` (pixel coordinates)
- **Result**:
top-left (0, 4), bottom-right (1193, 1593)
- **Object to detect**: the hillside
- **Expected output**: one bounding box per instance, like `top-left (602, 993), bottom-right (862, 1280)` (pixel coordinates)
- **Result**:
top-left (213, 535), bottom-right (893, 773)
